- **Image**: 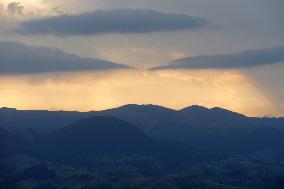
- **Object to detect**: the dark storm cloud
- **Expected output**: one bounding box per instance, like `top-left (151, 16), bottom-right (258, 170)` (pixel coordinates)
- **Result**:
top-left (0, 41), bottom-right (130, 75)
top-left (16, 9), bottom-right (208, 36)
top-left (150, 46), bottom-right (284, 70)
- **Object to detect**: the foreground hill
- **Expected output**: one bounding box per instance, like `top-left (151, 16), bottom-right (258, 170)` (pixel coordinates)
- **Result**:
top-left (31, 116), bottom-right (203, 167)
top-left (0, 127), bottom-right (27, 156)
top-left (1, 111), bottom-right (284, 189)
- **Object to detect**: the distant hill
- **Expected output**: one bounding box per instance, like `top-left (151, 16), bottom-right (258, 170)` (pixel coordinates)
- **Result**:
top-left (0, 107), bottom-right (92, 133)
top-left (96, 104), bottom-right (179, 132)
top-left (179, 106), bottom-right (246, 122)
top-left (1, 105), bottom-right (284, 157)
top-left (0, 104), bottom-right (249, 133)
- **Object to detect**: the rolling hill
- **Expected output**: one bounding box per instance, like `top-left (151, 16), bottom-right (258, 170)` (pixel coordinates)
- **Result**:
top-left (1, 105), bottom-right (284, 157)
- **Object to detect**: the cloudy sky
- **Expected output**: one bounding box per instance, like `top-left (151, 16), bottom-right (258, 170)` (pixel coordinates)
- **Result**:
top-left (0, 0), bottom-right (284, 116)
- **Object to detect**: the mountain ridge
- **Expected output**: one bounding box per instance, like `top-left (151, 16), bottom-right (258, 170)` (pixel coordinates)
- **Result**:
top-left (1, 104), bottom-right (284, 157)
top-left (3, 116), bottom-right (204, 168)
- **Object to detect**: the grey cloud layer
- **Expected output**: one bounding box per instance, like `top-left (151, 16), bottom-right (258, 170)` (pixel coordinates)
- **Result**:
top-left (0, 42), bottom-right (129, 74)
top-left (17, 9), bottom-right (207, 36)
top-left (150, 46), bottom-right (284, 70)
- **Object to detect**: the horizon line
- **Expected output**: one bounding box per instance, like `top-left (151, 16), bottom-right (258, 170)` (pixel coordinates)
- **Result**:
top-left (1, 104), bottom-right (282, 119)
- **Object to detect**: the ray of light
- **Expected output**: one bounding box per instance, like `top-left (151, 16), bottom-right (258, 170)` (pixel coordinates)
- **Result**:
top-left (0, 70), bottom-right (275, 116)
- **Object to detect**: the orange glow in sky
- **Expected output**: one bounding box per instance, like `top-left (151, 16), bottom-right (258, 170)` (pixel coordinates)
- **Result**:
top-left (0, 70), bottom-right (276, 116)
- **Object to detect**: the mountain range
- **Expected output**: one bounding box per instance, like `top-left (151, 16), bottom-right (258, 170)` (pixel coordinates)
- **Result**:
top-left (1, 105), bottom-right (284, 189)
top-left (1, 105), bottom-right (284, 159)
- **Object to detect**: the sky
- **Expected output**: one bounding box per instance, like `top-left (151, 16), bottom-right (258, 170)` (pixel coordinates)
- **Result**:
top-left (0, 0), bottom-right (284, 116)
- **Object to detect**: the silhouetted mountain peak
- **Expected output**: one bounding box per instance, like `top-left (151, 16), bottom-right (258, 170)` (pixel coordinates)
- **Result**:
top-left (210, 107), bottom-right (246, 118)
top-left (112, 104), bottom-right (176, 113)
top-left (51, 116), bottom-right (148, 143)
top-left (35, 116), bottom-right (201, 163)
top-left (179, 105), bottom-right (209, 113)
top-left (32, 116), bottom-right (153, 160)
top-left (178, 105), bottom-right (245, 119)
top-left (98, 104), bottom-right (178, 125)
